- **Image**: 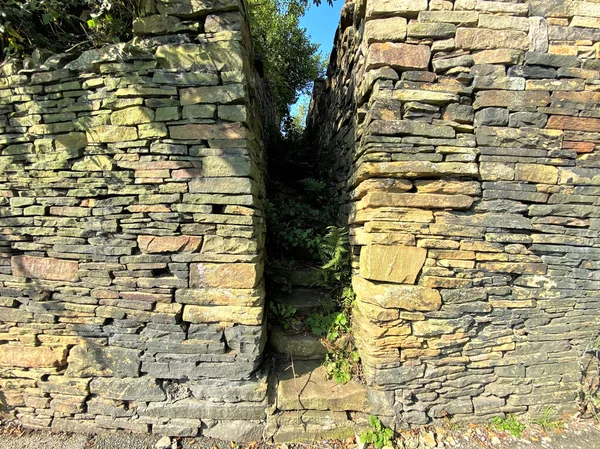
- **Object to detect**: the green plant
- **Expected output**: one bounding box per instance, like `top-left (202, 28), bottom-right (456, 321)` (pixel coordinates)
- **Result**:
top-left (269, 302), bottom-right (300, 330)
top-left (0, 0), bottom-right (137, 59)
top-left (491, 414), bottom-right (526, 438)
top-left (579, 333), bottom-right (600, 421)
top-left (248, 0), bottom-right (326, 116)
top-left (359, 415), bottom-right (395, 449)
top-left (531, 406), bottom-right (564, 432)
top-left (324, 350), bottom-right (359, 385)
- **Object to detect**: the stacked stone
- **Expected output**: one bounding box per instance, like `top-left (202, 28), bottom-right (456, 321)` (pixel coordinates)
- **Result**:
top-left (308, 0), bottom-right (600, 427)
top-left (0, 0), bottom-right (268, 439)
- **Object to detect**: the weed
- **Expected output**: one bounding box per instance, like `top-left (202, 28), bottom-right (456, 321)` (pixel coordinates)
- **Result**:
top-left (531, 406), bottom-right (564, 432)
top-left (324, 350), bottom-right (359, 385)
top-left (359, 415), bottom-right (395, 449)
top-left (491, 414), bottom-right (526, 438)
top-left (578, 333), bottom-right (600, 421)
top-left (269, 302), bottom-right (300, 331)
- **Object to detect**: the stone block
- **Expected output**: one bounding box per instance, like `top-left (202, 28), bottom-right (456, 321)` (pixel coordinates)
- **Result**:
top-left (353, 276), bottom-right (442, 312)
top-left (11, 255), bottom-right (78, 281)
top-left (111, 106), bottom-right (155, 125)
top-left (0, 345), bottom-right (68, 368)
top-left (546, 116), bottom-right (600, 132)
top-left (515, 164), bottom-right (558, 184)
top-left (456, 28), bottom-right (529, 50)
top-left (190, 263), bottom-right (262, 289)
top-left (183, 305), bottom-right (263, 325)
top-left (365, 17), bottom-right (407, 43)
top-left (169, 123), bottom-right (247, 140)
top-left (86, 125), bottom-right (138, 143)
top-left (366, 0), bottom-right (428, 19)
top-left (138, 235), bottom-right (203, 253)
top-left (366, 43), bottom-right (431, 71)
top-left (360, 245), bottom-right (426, 284)
top-left (90, 376), bottom-right (166, 402)
top-left (66, 343), bottom-right (141, 378)
top-left (72, 155), bottom-right (113, 171)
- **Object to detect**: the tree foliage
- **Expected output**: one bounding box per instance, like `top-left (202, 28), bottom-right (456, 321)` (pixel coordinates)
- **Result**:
top-left (0, 0), bottom-right (137, 59)
top-left (248, 0), bottom-right (326, 116)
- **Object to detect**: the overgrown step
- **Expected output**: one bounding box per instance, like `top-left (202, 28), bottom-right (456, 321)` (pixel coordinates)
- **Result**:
top-left (269, 325), bottom-right (328, 359)
top-left (266, 360), bottom-right (371, 442)
top-left (270, 287), bottom-right (329, 313)
top-left (275, 360), bottom-right (368, 412)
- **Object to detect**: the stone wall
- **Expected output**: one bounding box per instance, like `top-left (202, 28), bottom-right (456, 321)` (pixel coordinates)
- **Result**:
top-left (308, 0), bottom-right (600, 426)
top-left (0, 0), bottom-right (269, 439)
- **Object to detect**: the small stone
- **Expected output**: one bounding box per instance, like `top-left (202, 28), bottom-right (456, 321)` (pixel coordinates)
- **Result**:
top-left (111, 106), bottom-right (154, 125)
top-left (156, 436), bottom-right (171, 449)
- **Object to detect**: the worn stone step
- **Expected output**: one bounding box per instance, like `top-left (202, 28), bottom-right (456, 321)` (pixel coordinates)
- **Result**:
top-left (275, 360), bottom-right (368, 412)
top-left (269, 326), bottom-right (328, 360)
top-left (270, 287), bottom-right (329, 313)
top-left (266, 410), bottom-right (362, 443)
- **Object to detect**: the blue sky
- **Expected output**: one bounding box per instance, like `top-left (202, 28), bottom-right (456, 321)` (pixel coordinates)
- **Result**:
top-left (300, 1), bottom-right (344, 56)
top-left (291, 0), bottom-right (344, 116)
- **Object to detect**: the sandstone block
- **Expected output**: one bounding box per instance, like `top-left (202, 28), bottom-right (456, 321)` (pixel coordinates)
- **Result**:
top-left (66, 344), bottom-right (141, 378)
top-left (366, 0), bottom-right (428, 19)
top-left (190, 263), bottom-right (262, 289)
top-left (111, 106), bottom-right (155, 125)
top-left (0, 345), bottom-right (68, 368)
top-left (456, 28), bottom-right (529, 50)
top-left (474, 91), bottom-right (550, 109)
top-left (86, 125), bottom-right (138, 143)
top-left (515, 164), bottom-right (558, 184)
top-left (365, 17), bottom-right (407, 43)
top-left (138, 235), bottom-right (203, 253)
top-left (182, 305), bottom-right (263, 325)
top-left (72, 155), bottom-right (113, 171)
top-left (169, 123), bottom-right (247, 140)
top-left (407, 22), bottom-right (456, 39)
top-left (360, 245), bottom-right (427, 284)
top-left (546, 116), bottom-right (600, 132)
top-left (366, 43), bottom-right (431, 71)
top-left (418, 11), bottom-right (479, 25)
top-left (11, 255), bottom-right (78, 281)
top-left (353, 276), bottom-right (441, 312)
top-left (90, 376), bottom-right (166, 402)
top-left (359, 192), bottom-right (475, 210)
top-left (180, 84), bottom-right (245, 105)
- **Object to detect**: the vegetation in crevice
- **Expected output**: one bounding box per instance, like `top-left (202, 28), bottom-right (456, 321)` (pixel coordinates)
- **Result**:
top-left (578, 333), bottom-right (600, 421)
top-left (265, 105), bottom-right (360, 384)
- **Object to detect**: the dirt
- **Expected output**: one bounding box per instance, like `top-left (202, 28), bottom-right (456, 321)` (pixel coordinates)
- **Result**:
top-left (0, 419), bottom-right (599, 449)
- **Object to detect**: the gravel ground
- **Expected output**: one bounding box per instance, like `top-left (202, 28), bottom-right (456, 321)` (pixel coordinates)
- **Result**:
top-left (0, 420), bottom-right (599, 449)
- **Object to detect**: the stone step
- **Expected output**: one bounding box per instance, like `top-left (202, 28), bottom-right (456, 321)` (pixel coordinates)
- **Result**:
top-left (274, 360), bottom-right (369, 413)
top-left (270, 287), bottom-right (329, 313)
top-left (266, 410), bottom-right (361, 443)
top-left (269, 325), bottom-right (328, 360)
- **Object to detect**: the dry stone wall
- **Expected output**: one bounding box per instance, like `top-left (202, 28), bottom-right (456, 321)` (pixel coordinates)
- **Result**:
top-left (0, 0), bottom-right (269, 439)
top-left (308, 0), bottom-right (600, 426)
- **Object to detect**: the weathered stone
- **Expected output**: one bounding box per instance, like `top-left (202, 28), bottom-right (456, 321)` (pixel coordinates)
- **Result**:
top-left (72, 155), bottom-right (113, 171)
top-left (474, 108), bottom-right (509, 127)
top-left (366, 43), bottom-right (431, 71)
top-left (407, 22), bottom-right (456, 39)
top-left (366, 0), bottom-right (428, 19)
top-left (365, 17), bottom-right (408, 43)
top-left (359, 192), bottom-right (475, 210)
top-left (11, 255), bottom-right (78, 281)
top-left (169, 123), bottom-right (247, 140)
top-left (190, 263), bottom-right (262, 289)
top-left (111, 106), bottom-right (155, 125)
top-left (66, 344), bottom-right (141, 378)
top-left (277, 361), bottom-right (368, 411)
top-left (0, 345), bottom-right (68, 368)
top-left (180, 84), bottom-right (245, 105)
top-left (183, 305), bottom-right (263, 325)
top-left (455, 28), bottom-right (529, 50)
top-left (360, 245), bottom-right (426, 284)
top-left (138, 235), bottom-right (203, 253)
top-left (509, 112), bottom-right (548, 128)
top-left (90, 376), bottom-right (166, 402)
top-left (353, 276), bottom-right (442, 312)
top-left (547, 116), bottom-right (600, 132)
top-left (86, 125), bottom-right (138, 143)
